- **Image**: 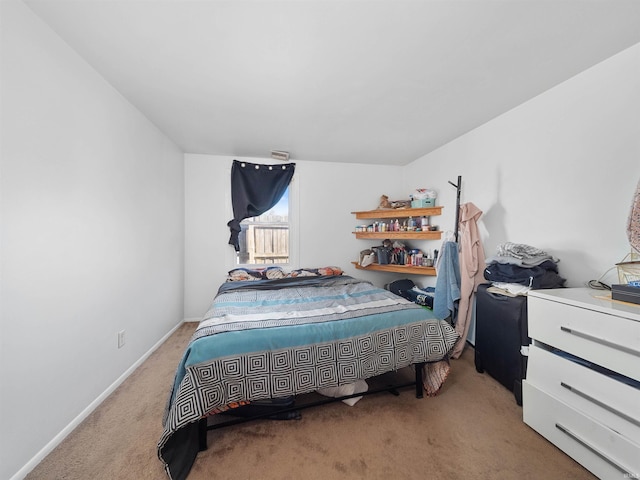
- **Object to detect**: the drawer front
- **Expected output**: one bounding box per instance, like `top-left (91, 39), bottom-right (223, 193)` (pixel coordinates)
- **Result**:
top-left (526, 346), bottom-right (640, 443)
top-left (523, 382), bottom-right (640, 479)
top-left (528, 295), bottom-right (640, 382)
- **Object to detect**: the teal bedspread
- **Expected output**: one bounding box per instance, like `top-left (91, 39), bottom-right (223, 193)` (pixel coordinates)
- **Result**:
top-left (158, 275), bottom-right (458, 480)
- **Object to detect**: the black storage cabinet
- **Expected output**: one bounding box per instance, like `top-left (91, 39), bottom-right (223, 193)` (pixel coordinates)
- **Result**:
top-left (474, 283), bottom-right (529, 405)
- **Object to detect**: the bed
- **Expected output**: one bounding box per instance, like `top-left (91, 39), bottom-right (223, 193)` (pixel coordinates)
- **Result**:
top-left (158, 270), bottom-right (459, 480)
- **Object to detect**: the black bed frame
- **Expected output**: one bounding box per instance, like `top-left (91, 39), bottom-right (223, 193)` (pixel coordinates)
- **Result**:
top-left (198, 361), bottom-right (425, 451)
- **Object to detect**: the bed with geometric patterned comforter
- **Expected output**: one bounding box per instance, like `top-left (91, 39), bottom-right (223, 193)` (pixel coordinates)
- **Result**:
top-left (158, 275), bottom-right (458, 480)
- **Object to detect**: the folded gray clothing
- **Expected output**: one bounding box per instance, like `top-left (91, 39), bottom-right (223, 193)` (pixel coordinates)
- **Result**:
top-left (485, 254), bottom-right (558, 267)
top-left (496, 242), bottom-right (548, 260)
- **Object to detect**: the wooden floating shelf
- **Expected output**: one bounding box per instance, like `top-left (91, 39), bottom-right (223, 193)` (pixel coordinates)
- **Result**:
top-left (353, 231), bottom-right (442, 240)
top-left (352, 262), bottom-right (436, 276)
top-left (351, 206), bottom-right (443, 220)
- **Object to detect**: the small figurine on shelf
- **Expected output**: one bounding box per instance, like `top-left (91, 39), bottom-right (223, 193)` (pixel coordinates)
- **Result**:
top-left (378, 195), bottom-right (392, 209)
top-left (390, 240), bottom-right (406, 265)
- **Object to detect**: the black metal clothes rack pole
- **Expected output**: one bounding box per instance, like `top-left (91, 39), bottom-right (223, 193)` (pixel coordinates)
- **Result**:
top-left (448, 175), bottom-right (462, 242)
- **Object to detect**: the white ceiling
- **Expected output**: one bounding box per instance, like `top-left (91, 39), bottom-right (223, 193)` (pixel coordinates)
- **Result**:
top-left (24, 0), bottom-right (640, 165)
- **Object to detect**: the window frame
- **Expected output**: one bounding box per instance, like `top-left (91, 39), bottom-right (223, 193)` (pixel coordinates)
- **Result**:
top-left (227, 169), bottom-right (299, 270)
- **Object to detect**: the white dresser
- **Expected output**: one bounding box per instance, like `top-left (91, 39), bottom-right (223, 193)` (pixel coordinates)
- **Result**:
top-left (523, 288), bottom-right (640, 479)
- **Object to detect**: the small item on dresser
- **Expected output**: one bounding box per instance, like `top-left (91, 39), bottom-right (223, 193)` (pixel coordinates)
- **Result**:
top-left (611, 284), bottom-right (640, 305)
top-left (616, 257), bottom-right (640, 284)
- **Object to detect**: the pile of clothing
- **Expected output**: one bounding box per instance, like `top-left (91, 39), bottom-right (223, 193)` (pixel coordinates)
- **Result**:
top-left (385, 278), bottom-right (435, 309)
top-left (484, 242), bottom-right (565, 295)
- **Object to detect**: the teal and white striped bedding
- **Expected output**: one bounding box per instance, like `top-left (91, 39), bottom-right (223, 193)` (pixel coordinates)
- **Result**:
top-left (159, 275), bottom-right (458, 480)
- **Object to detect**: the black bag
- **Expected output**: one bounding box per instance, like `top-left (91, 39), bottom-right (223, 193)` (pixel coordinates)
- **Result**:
top-left (222, 396), bottom-right (300, 420)
top-left (404, 288), bottom-right (434, 309)
top-left (385, 279), bottom-right (416, 298)
top-left (386, 279), bottom-right (435, 308)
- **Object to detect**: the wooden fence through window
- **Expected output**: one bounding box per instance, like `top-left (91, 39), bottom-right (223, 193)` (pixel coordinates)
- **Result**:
top-left (244, 224), bottom-right (289, 264)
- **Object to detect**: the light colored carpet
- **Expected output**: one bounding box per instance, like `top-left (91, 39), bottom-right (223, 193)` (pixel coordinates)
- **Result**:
top-left (26, 323), bottom-right (594, 480)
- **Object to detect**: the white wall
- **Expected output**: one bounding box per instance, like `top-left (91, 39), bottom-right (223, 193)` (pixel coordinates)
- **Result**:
top-left (184, 154), bottom-right (406, 318)
top-left (185, 42), bottom-right (640, 317)
top-left (0, 2), bottom-right (184, 479)
top-left (3, 1), bottom-right (639, 477)
top-left (405, 42), bottom-right (640, 288)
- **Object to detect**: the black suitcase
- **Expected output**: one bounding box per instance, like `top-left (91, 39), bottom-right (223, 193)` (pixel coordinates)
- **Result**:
top-left (474, 283), bottom-right (529, 405)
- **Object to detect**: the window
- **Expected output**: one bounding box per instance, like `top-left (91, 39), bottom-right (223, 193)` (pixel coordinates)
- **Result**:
top-left (236, 188), bottom-right (290, 265)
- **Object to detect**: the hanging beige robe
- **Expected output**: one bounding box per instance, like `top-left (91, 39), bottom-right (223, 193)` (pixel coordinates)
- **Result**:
top-left (451, 202), bottom-right (486, 359)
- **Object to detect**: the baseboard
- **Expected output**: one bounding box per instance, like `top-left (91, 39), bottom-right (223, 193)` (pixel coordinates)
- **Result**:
top-left (183, 317), bottom-right (201, 323)
top-left (10, 319), bottom-right (185, 480)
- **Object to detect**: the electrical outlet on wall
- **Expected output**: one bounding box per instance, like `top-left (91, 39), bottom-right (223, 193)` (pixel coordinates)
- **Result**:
top-left (117, 330), bottom-right (125, 348)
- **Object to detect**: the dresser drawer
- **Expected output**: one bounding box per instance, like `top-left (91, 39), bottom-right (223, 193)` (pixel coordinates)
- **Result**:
top-left (528, 295), bottom-right (640, 381)
top-left (523, 382), bottom-right (640, 479)
top-left (526, 345), bottom-right (640, 443)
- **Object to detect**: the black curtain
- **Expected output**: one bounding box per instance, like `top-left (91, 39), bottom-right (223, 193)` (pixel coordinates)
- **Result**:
top-left (227, 160), bottom-right (296, 251)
